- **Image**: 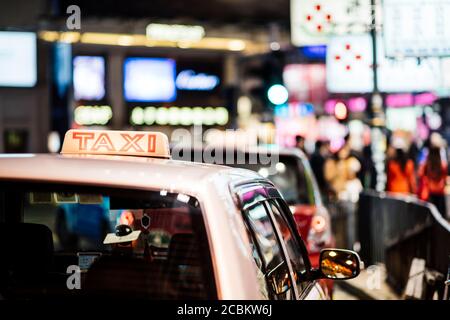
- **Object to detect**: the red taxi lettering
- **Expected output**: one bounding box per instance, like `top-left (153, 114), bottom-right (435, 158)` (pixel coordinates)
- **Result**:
top-left (72, 132), bottom-right (95, 150)
top-left (120, 133), bottom-right (144, 152)
top-left (148, 134), bottom-right (156, 153)
top-left (92, 133), bottom-right (116, 151)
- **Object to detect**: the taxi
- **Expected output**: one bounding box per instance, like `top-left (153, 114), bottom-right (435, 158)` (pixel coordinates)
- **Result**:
top-left (0, 129), bottom-right (360, 300)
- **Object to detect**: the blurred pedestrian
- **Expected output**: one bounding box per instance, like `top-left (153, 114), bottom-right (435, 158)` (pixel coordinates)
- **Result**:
top-left (324, 143), bottom-right (362, 202)
top-left (408, 140), bottom-right (420, 168)
top-left (417, 146), bottom-right (448, 216)
top-left (310, 140), bottom-right (330, 194)
top-left (361, 144), bottom-right (377, 189)
top-left (386, 143), bottom-right (416, 195)
top-left (418, 132), bottom-right (447, 165)
top-left (295, 135), bottom-right (307, 156)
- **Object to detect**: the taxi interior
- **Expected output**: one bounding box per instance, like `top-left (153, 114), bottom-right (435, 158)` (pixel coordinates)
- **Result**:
top-left (0, 182), bottom-right (217, 300)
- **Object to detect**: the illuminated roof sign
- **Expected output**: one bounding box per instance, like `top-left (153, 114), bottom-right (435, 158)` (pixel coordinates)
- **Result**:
top-left (61, 129), bottom-right (171, 158)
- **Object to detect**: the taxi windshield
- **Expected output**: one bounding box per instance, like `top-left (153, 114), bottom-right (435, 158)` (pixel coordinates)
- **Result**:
top-left (0, 181), bottom-right (216, 300)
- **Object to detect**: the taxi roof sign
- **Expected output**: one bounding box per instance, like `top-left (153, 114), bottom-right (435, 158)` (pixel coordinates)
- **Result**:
top-left (61, 129), bottom-right (171, 159)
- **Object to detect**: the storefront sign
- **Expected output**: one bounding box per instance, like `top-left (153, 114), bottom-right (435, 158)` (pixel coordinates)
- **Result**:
top-left (146, 23), bottom-right (205, 42)
top-left (383, 0), bottom-right (450, 57)
top-left (326, 34), bottom-right (442, 93)
top-left (385, 93), bottom-right (437, 108)
top-left (74, 105), bottom-right (113, 126)
top-left (124, 57), bottom-right (177, 102)
top-left (176, 70), bottom-right (220, 91)
top-left (73, 56), bottom-right (106, 101)
top-left (0, 31), bottom-right (37, 87)
top-left (290, 0), bottom-right (372, 46)
top-left (275, 103), bottom-right (314, 118)
top-left (130, 106), bottom-right (228, 126)
top-left (283, 64), bottom-right (327, 106)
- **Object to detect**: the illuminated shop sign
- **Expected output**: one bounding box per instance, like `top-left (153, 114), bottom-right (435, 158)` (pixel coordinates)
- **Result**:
top-left (283, 64), bottom-right (327, 106)
top-left (73, 56), bottom-right (106, 101)
top-left (0, 31), bottom-right (37, 87)
top-left (386, 107), bottom-right (419, 132)
top-left (290, 0), bottom-right (372, 46)
top-left (146, 23), bottom-right (205, 42)
top-left (383, 0), bottom-right (450, 57)
top-left (130, 106), bottom-right (228, 126)
top-left (74, 105), bottom-right (113, 126)
top-left (301, 45), bottom-right (327, 59)
top-left (326, 34), bottom-right (443, 93)
top-left (274, 103), bottom-right (314, 118)
top-left (176, 70), bottom-right (220, 91)
top-left (385, 93), bottom-right (437, 108)
top-left (124, 57), bottom-right (177, 102)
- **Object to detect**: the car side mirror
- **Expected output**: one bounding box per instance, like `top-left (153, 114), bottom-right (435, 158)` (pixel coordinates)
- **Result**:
top-left (318, 249), bottom-right (361, 280)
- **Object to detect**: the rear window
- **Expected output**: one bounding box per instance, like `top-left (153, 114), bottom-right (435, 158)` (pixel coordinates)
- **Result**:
top-left (173, 149), bottom-right (316, 205)
top-left (231, 155), bottom-right (315, 206)
top-left (0, 182), bottom-right (216, 300)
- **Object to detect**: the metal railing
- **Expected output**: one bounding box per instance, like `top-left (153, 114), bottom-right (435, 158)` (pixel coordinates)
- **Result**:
top-left (356, 190), bottom-right (450, 298)
top-left (328, 200), bottom-right (358, 251)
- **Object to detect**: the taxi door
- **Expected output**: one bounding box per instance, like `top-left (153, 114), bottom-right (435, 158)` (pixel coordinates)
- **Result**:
top-left (233, 181), bottom-right (328, 300)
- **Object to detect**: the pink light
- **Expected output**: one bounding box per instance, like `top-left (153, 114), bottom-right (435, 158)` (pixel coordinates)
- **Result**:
top-left (325, 99), bottom-right (337, 114)
top-left (415, 92), bottom-right (437, 105)
top-left (386, 92), bottom-right (437, 107)
top-left (348, 97), bottom-right (367, 112)
top-left (325, 97), bottom-right (367, 114)
top-left (330, 138), bottom-right (345, 153)
top-left (385, 94), bottom-right (414, 108)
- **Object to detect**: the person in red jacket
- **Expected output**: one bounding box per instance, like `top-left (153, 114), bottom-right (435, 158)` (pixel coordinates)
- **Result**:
top-left (387, 148), bottom-right (417, 195)
top-left (418, 146), bottom-right (448, 216)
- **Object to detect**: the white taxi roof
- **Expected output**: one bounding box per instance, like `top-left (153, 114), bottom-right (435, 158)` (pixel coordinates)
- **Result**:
top-left (0, 153), bottom-right (262, 194)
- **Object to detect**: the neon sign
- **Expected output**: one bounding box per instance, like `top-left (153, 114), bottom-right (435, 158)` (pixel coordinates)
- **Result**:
top-left (74, 105), bottom-right (112, 126)
top-left (176, 70), bottom-right (220, 91)
top-left (146, 23), bottom-right (205, 42)
top-left (130, 106), bottom-right (228, 126)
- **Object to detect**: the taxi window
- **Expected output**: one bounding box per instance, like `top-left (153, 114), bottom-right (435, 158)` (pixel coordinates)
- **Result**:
top-left (0, 182), bottom-right (216, 300)
top-left (243, 203), bottom-right (295, 300)
top-left (267, 200), bottom-right (308, 292)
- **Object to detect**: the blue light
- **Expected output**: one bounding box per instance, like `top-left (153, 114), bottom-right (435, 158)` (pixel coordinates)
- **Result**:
top-left (73, 56), bottom-right (105, 101)
top-left (54, 43), bottom-right (72, 98)
top-left (301, 45), bottom-right (327, 60)
top-left (124, 57), bottom-right (177, 102)
top-left (0, 32), bottom-right (37, 87)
